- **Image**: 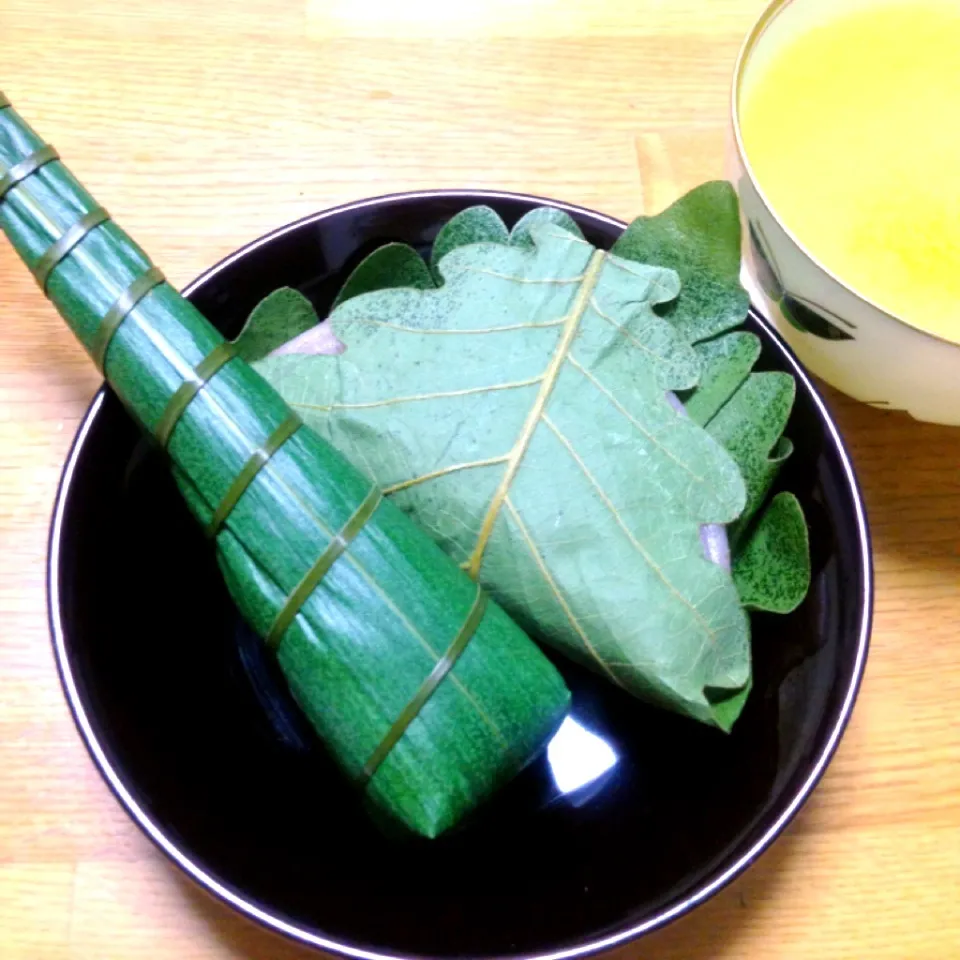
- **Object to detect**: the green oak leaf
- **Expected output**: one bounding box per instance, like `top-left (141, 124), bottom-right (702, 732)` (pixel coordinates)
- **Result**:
top-left (682, 331), bottom-right (762, 427)
top-left (680, 340), bottom-right (808, 608)
top-left (233, 287), bottom-right (320, 363)
top-left (333, 243), bottom-right (435, 310)
top-left (733, 492), bottom-right (811, 613)
top-left (431, 206), bottom-right (509, 275)
top-left (710, 675), bottom-right (752, 733)
top-left (612, 181), bottom-right (751, 344)
top-left (253, 224), bottom-right (752, 730)
top-left (509, 206), bottom-right (584, 249)
top-left (327, 196), bottom-right (782, 538)
top-left (704, 371), bottom-right (796, 541)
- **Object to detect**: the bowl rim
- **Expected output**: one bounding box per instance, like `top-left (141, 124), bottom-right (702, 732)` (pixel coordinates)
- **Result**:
top-left (47, 188), bottom-right (874, 960)
top-left (730, 0), bottom-right (960, 350)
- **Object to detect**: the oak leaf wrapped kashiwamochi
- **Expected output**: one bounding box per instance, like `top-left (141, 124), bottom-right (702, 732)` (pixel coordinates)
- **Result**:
top-left (0, 94), bottom-right (571, 839)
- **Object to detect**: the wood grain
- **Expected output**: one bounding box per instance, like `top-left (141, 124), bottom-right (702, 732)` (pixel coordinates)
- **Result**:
top-left (1, 0), bottom-right (958, 956)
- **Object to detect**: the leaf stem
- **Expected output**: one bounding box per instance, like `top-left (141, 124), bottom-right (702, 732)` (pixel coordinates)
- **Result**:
top-left (465, 248), bottom-right (607, 579)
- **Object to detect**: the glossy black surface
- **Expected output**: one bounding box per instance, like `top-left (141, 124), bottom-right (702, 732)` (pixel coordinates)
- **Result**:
top-left (49, 191), bottom-right (871, 960)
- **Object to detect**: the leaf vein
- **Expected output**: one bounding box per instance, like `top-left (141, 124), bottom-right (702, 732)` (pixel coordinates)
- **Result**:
top-left (539, 228), bottom-right (592, 246)
top-left (384, 455), bottom-right (511, 495)
top-left (462, 267), bottom-right (587, 285)
top-left (541, 414), bottom-right (717, 644)
top-left (358, 317), bottom-right (565, 335)
top-left (566, 354), bottom-right (707, 484)
top-left (588, 295), bottom-right (673, 365)
top-left (465, 248), bottom-right (608, 578)
top-left (503, 497), bottom-right (624, 688)
top-left (294, 376), bottom-right (542, 412)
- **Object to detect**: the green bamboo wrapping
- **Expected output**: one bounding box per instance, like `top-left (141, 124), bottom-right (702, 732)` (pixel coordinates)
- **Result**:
top-left (0, 99), bottom-right (571, 838)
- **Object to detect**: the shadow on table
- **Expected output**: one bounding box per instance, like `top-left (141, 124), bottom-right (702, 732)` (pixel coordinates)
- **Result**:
top-left (176, 802), bottom-right (811, 960)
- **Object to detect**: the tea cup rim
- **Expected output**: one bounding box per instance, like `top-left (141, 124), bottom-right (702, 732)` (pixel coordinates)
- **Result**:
top-left (730, 0), bottom-right (960, 351)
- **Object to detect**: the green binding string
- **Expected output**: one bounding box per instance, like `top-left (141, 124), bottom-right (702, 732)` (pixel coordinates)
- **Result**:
top-left (91, 266), bottom-right (166, 373)
top-left (358, 586), bottom-right (489, 786)
top-left (154, 341), bottom-right (237, 449)
top-left (33, 207), bottom-right (111, 292)
top-left (205, 412), bottom-right (302, 539)
top-left (0, 145), bottom-right (59, 202)
top-left (265, 485), bottom-right (383, 650)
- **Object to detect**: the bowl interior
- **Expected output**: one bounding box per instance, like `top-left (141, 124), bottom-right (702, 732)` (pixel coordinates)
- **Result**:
top-left (51, 191), bottom-right (870, 959)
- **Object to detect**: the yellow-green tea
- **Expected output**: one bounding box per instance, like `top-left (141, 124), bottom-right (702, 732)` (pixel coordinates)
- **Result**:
top-left (740, 0), bottom-right (960, 342)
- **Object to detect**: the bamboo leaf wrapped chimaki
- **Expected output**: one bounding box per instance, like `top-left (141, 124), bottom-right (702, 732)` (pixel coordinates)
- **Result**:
top-left (0, 94), bottom-right (571, 839)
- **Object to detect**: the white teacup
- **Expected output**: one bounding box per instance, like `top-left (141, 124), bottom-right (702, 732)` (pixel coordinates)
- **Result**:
top-left (728, 0), bottom-right (960, 426)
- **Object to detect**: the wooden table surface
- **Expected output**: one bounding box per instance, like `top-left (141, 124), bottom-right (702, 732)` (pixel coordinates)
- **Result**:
top-left (2, 0), bottom-right (958, 957)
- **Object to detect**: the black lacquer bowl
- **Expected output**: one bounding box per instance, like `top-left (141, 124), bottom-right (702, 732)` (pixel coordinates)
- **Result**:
top-left (48, 191), bottom-right (872, 960)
